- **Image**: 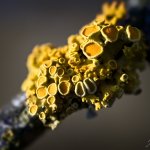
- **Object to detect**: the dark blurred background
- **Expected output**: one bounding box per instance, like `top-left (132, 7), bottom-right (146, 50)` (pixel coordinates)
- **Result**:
top-left (0, 0), bottom-right (150, 150)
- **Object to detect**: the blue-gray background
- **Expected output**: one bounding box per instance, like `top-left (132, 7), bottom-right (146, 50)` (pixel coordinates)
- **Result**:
top-left (0, 0), bottom-right (150, 150)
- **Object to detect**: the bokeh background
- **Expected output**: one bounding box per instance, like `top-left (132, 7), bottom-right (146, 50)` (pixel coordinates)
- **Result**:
top-left (0, 0), bottom-right (150, 150)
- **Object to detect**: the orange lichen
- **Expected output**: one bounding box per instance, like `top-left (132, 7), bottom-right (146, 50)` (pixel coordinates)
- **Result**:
top-left (47, 96), bottom-right (56, 105)
top-left (81, 25), bottom-right (100, 37)
top-left (101, 25), bottom-right (118, 42)
top-left (22, 2), bottom-right (146, 126)
top-left (82, 41), bottom-right (103, 58)
top-left (48, 83), bottom-right (58, 96)
top-left (49, 66), bottom-right (57, 76)
top-left (36, 86), bottom-right (47, 99)
top-left (29, 104), bottom-right (38, 116)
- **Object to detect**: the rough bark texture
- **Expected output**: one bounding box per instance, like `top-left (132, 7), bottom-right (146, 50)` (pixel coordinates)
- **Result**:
top-left (0, 93), bottom-right (46, 150)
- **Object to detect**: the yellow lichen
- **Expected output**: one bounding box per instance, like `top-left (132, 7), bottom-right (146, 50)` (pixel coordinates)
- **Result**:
top-left (21, 2), bottom-right (147, 126)
top-left (120, 73), bottom-right (128, 83)
top-left (49, 66), bottom-right (57, 76)
top-left (39, 65), bottom-right (47, 76)
top-left (75, 81), bottom-right (86, 97)
top-left (59, 75), bottom-right (70, 82)
top-left (58, 57), bottom-right (66, 64)
top-left (37, 76), bottom-right (47, 87)
top-left (71, 74), bottom-right (81, 83)
top-left (81, 41), bottom-right (103, 59)
top-left (95, 102), bottom-right (101, 111)
top-left (66, 68), bottom-right (74, 76)
top-left (80, 24), bottom-right (100, 38)
top-left (101, 25), bottom-right (118, 43)
top-left (83, 78), bottom-right (97, 94)
top-left (36, 86), bottom-right (47, 99)
top-left (47, 96), bottom-right (56, 105)
top-left (126, 25), bottom-right (141, 42)
top-left (39, 112), bottom-right (46, 120)
top-left (29, 104), bottom-right (38, 116)
top-left (95, 1), bottom-right (126, 25)
top-left (102, 92), bottom-right (112, 101)
top-left (26, 95), bottom-right (37, 107)
top-left (48, 83), bottom-right (58, 96)
top-left (43, 60), bottom-right (52, 68)
top-left (101, 101), bottom-right (108, 108)
top-left (57, 67), bottom-right (65, 77)
top-left (58, 81), bottom-right (71, 95)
